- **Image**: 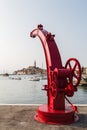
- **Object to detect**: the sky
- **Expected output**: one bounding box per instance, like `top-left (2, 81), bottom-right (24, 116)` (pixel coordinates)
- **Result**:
top-left (0, 0), bottom-right (87, 73)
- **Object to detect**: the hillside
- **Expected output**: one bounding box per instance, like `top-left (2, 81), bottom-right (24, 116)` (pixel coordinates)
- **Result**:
top-left (13, 66), bottom-right (46, 75)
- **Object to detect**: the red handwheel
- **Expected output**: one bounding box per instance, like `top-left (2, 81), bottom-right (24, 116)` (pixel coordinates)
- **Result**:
top-left (65, 58), bottom-right (81, 89)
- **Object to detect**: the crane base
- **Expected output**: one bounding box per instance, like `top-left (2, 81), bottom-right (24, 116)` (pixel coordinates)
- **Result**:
top-left (34, 104), bottom-right (79, 125)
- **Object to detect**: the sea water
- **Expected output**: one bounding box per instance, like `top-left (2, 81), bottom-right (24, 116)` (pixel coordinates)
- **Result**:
top-left (0, 75), bottom-right (87, 104)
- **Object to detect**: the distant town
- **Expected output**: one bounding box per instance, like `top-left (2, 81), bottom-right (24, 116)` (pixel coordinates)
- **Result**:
top-left (1, 61), bottom-right (87, 85)
top-left (2, 61), bottom-right (87, 76)
top-left (13, 61), bottom-right (46, 75)
top-left (12, 61), bottom-right (87, 76)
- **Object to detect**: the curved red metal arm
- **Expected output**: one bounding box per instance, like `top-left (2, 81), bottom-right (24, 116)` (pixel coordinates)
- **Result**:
top-left (30, 28), bottom-right (62, 77)
top-left (30, 29), bottom-right (51, 73)
top-left (30, 29), bottom-right (52, 92)
top-left (30, 27), bottom-right (63, 108)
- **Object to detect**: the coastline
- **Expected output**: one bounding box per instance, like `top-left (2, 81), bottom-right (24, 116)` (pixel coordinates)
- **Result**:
top-left (0, 105), bottom-right (87, 130)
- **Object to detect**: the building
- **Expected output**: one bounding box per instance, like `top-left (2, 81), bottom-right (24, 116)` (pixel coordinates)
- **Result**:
top-left (82, 67), bottom-right (87, 74)
top-left (34, 60), bottom-right (36, 68)
top-left (13, 66), bottom-right (47, 75)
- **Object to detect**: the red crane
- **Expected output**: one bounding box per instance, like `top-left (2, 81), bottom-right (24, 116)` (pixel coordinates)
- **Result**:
top-left (30, 24), bottom-right (81, 124)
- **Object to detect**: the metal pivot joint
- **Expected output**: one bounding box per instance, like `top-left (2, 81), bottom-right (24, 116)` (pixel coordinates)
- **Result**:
top-left (30, 24), bottom-right (81, 124)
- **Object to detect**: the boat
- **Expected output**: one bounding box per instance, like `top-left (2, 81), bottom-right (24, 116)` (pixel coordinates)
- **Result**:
top-left (29, 76), bottom-right (40, 81)
top-left (40, 75), bottom-right (47, 80)
top-left (9, 76), bottom-right (21, 80)
top-left (14, 77), bottom-right (21, 80)
top-left (79, 75), bottom-right (87, 86)
top-left (3, 73), bottom-right (9, 76)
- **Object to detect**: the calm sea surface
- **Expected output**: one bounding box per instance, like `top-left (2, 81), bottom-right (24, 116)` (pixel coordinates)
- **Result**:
top-left (0, 75), bottom-right (87, 104)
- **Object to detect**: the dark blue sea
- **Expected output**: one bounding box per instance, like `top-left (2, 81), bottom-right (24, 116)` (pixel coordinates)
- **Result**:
top-left (0, 75), bottom-right (87, 104)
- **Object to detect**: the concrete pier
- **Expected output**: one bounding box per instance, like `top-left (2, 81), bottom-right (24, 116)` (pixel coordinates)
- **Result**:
top-left (0, 105), bottom-right (87, 130)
